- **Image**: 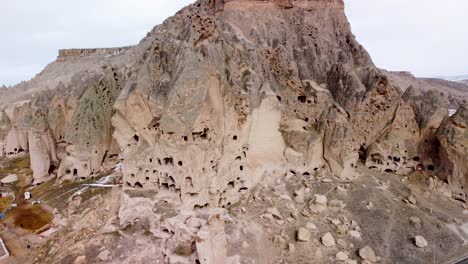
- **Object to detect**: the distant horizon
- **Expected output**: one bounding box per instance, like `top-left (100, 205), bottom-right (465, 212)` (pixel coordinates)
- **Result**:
top-left (1, 0), bottom-right (467, 86)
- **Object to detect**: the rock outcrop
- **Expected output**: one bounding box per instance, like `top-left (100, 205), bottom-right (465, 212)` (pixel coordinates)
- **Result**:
top-left (437, 103), bottom-right (468, 201)
top-left (111, 0), bottom-right (379, 222)
top-left (2, 0), bottom-right (468, 263)
top-left (57, 47), bottom-right (132, 61)
top-left (0, 0), bottom-right (466, 201)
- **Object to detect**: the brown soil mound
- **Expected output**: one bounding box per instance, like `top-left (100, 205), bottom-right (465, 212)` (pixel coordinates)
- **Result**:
top-left (12, 204), bottom-right (53, 231)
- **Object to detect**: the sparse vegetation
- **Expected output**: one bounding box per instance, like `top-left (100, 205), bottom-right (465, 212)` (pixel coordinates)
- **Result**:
top-left (0, 155), bottom-right (32, 177)
top-left (0, 195), bottom-right (14, 212)
top-left (31, 176), bottom-right (107, 209)
top-left (80, 186), bottom-right (111, 203)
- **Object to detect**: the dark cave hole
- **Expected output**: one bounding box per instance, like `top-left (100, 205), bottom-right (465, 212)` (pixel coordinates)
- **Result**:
top-left (358, 145), bottom-right (367, 162)
top-left (48, 164), bottom-right (56, 174)
top-left (298, 95), bottom-right (307, 103)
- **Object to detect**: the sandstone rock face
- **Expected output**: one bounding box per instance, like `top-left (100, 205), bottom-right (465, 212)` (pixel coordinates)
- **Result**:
top-left (0, 0), bottom-right (466, 205)
top-left (2, 0), bottom-right (468, 262)
top-left (364, 99), bottom-right (420, 173)
top-left (0, 110), bottom-right (11, 157)
top-left (412, 90), bottom-right (449, 169)
top-left (437, 103), bottom-right (468, 201)
top-left (114, 0), bottom-right (375, 222)
top-left (0, 66), bottom-right (126, 183)
top-left (57, 67), bottom-right (124, 180)
top-left (27, 99), bottom-right (58, 183)
top-left (195, 214), bottom-right (227, 264)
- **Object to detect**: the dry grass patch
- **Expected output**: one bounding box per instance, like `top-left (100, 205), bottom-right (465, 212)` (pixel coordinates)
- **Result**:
top-left (0, 195), bottom-right (14, 212)
top-left (0, 156), bottom-right (31, 177)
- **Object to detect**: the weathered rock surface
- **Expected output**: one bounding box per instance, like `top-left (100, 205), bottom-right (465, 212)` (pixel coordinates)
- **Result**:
top-left (196, 214), bottom-right (227, 264)
top-left (1, 1), bottom-right (468, 263)
top-left (437, 103), bottom-right (468, 201)
top-left (1, 0), bottom-right (465, 198)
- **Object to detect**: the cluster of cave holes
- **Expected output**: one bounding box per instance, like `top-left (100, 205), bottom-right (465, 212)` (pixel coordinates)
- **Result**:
top-left (127, 169), bottom-right (178, 191)
top-left (126, 150), bottom-right (251, 208)
top-left (65, 168), bottom-right (79, 177)
top-left (366, 151), bottom-right (434, 172)
top-left (125, 155), bottom-right (190, 190)
top-left (7, 147), bottom-right (25, 156)
top-left (192, 128), bottom-right (210, 141)
top-left (288, 167), bottom-right (320, 177)
top-left (179, 129), bottom-right (214, 143)
top-left (213, 153), bottom-right (250, 209)
top-left (147, 156), bottom-right (183, 167)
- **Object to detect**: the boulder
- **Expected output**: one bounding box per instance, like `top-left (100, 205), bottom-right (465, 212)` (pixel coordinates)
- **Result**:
top-left (336, 251), bottom-right (349, 261)
top-left (359, 246), bottom-right (377, 262)
top-left (297, 227), bottom-right (311, 242)
top-left (321, 232), bottom-right (335, 247)
top-left (414, 236), bottom-right (428, 248)
top-left (97, 250), bottom-right (111, 262)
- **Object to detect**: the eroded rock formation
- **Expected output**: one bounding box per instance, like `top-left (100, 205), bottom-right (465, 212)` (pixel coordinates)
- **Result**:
top-left (1, 1), bottom-right (468, 264)
top-left (437, 103), bottom-right (468, 202)
top-left (0, 3), bottom-right (467, 261)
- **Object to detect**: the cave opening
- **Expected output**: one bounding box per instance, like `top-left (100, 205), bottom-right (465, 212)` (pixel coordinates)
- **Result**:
top-left (48, 164), bottom-right (56, 174)
top-left (358, 145), bottom-right (367, 162)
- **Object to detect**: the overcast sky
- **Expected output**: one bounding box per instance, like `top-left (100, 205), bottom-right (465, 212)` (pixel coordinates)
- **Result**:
top-left (0, 0), bottom-right (467, 86)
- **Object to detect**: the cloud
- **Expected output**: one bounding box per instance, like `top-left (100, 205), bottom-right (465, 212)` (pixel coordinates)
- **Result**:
top-left (344, 0), bottom-right (468, 77)
top-left (0, 0), bottom-right (194, 86)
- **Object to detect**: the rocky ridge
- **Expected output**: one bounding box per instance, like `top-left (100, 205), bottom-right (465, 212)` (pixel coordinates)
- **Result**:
top-left (0, 0), bottom-right (468, 263)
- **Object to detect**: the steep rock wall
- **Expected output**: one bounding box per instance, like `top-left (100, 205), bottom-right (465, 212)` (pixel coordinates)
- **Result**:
top-left (437, 104), bottom-right (468, 202)
top-left (0, 0), bottom-right (466, 210)
top-left (113, 0), bottom-right (375, 223)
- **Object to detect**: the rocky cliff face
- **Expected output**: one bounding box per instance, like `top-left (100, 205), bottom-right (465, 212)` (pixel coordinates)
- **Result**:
top-left (111, 0), bottom-right (380, 221)
top-left (437, 103), bottom-right (468, 202)
top-left (2, 1), bottom-right (468, 263)
top-left (0, 0), bottom-right (467, 242)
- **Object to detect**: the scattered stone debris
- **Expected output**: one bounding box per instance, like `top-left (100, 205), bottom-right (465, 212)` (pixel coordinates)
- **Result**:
top-left (348, 230), bottom-right (361, 239)
top-left (415, 236), bottom-right (428, 248)
top-left (336, 251), bottom-right (349, 261)
top-left (409, 216), bottom-right (422, 228)
top-left (97, 250), bottom-right (110, 262)
top-left (404, 195), bottom-right (417, 205)
top-left (321, 232), bottom-right (336, 247)
top-left (305, 222), bottom-right (317, 230)
top-left (359, 246), bottom-right (377, 262)
top-left (297, 227), bottom-right (311, 242)
top-left (288, 243), bottom-right (295, 253)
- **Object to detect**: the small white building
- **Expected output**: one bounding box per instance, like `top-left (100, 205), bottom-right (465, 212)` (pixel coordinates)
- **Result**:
top-left (24, 192), bottom-right (31, 200)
